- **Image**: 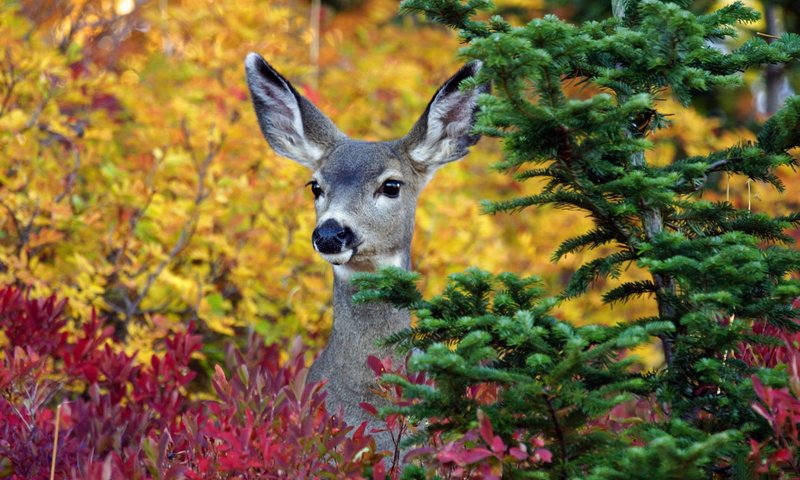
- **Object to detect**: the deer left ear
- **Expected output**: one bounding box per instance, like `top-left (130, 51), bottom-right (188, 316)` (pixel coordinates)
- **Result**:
top-left (402, 61), bottom-right (489, 171)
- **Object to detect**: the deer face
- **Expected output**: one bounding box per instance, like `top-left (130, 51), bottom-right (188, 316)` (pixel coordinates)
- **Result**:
top-left (245, 54), bottom-right (487, 273)
top-left (307, 141), bottom-right (420, 271)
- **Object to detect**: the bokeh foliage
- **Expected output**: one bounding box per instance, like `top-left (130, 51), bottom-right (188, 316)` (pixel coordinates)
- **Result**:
top-left (0, 0), bottom-right (797, 367)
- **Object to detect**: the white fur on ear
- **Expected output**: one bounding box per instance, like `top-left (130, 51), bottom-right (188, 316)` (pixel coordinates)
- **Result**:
top-left (409, 88), bottom-right (480, 166)
top-left (405, 61), bottom-right (487, 171)
top-left (245, 53), bottom-right (326, 169)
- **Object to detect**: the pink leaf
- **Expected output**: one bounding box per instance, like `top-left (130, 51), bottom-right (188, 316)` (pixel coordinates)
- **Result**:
top-left (352, 421), bottom-right (368, 440)
top-left (490, 435), bottom-right (506, 453)
top-left (385, 414), bottom-right (397, 430)
top-left (404, 446), bottom-right (435, 462)
top-left (752, 402), bottom-right (773, 424)
top-left (478, 410), bottom-right (494, 445)
top-left (534, 448), bottom-right (553, 463)
top-left (509, 445), bottom-right (528, 461)
top-left (459, 448), bottom-right (493, 465)
top-left (437, 448), bottom-right (460, 464)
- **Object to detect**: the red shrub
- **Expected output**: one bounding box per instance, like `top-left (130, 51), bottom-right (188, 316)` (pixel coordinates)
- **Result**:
top-left (739, 299), bottom-right (800, 477)
top-left (174, 339), bottom-right (386, 478)
top-left (0, 286), bottom-right (388, 479)
top-left (0, 287), bottom-right (68, 355)
top-left (750, 370), bottom-right (800, 476)
top-left (360, 355), bottom-right (551, 479)
top-left (404, 410), bottom-right (552, 480)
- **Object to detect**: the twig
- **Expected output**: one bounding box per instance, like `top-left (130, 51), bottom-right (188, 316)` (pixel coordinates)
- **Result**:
top-left (756, 32), bottom-right (780, 40)
top-left (0, 74), bottom-right (17, 117)
top-left (543, 394), bottom-right (568, 480)
top-left (9, 403), bottom-right (31, 431)
top-left (310, 0), bottom-right (321, 90)
top-left (50, 403), bottom-right (62, 480)
top-left (114, 156), bottom-right (162, 275)
top-left (762, 6), bottom-right (783, 114)
top-left (0, 198), bottom-right (40, 256)
top-left (0, 199), bottom-right (23, 249)
top-left (125, 221), bottom-right (195, 322)
top-left (19, 93), bottom-right (49, 134)
top-left (747, 179), bottom-right (752, 211)
top-left (726, 173), bottom-right (730, 202)
top-left (55, 149), bottom-right (81, 204)
top-left (0, 47), bottom-right (29, 117)
top-left (391, 422), bottom-right (405, 475)
top-left (20, 202), bottom-right (41, 256)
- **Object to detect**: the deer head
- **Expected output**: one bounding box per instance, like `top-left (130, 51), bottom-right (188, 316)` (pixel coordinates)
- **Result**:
top-left (244, 54), bottom-right (487, 276)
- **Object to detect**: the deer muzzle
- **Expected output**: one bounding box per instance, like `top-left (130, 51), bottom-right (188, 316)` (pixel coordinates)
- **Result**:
top-left (312, 218), bottom-right (357, 265)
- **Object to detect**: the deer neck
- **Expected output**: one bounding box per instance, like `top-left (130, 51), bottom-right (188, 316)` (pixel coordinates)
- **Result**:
top-left (305, 250), bottom-right (411, 451)
top-left (330, 254), bottom-right (412, 339)
top-left (325, 250), bottom-right (412, 368)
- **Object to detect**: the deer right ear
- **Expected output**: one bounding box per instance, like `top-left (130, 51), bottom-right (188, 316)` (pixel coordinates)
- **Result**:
top-left (245, 53), bottom-right (344, 170)
top-left (402, 61), bottom-right (489, 173)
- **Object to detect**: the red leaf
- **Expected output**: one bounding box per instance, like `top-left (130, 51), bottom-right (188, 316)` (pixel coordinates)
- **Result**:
top-left (372, 459), bottom-right (387, 480)
top-left (366, 356), bottom-right (385, 377)
top-left (301, 84), bottom-right (322, 106)
top-left (770, 448), bottom-right (792, 463)
top-left (359, 402), bottom-right (379, 416)
top-left (353, 421), bottom-right (368, 439)
top-left (385, 414), bottom-right (397, 430)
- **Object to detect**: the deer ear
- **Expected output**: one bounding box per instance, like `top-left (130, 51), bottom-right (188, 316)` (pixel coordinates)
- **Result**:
top-left (245, 53), bottom-right (345, 170)
top-left (402, 61), bottom-right (489, 172)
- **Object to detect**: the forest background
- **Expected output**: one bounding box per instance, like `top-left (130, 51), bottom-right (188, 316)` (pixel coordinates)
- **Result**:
top-left (3, 0), bottom-right (798, 368)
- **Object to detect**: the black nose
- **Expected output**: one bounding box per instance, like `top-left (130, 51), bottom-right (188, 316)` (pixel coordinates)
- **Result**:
top-left (312, 219), bottom-right (355, 254)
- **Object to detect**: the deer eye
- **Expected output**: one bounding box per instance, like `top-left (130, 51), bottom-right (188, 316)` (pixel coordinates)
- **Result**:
top-left (308, 180), bottom-right (323, 199)
top-left (380, 180), bottom-right (402, 198)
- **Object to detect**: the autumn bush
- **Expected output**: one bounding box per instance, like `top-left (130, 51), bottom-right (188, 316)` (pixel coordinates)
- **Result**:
top-left (743, 308), bottom-right (800, 476)
top-left (0, 285), bottom-right (393, 479)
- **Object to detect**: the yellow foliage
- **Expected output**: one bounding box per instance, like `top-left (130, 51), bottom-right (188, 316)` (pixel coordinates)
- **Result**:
top-left (1, 0), bottom-right (795, 371)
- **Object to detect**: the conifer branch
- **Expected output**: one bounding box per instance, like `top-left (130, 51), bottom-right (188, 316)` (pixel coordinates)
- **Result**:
top-left (543, 393), bottom-right (568, 480)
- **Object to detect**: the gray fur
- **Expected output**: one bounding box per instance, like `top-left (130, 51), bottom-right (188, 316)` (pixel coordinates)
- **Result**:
top-left (245, 53), bottom-right (486, 454)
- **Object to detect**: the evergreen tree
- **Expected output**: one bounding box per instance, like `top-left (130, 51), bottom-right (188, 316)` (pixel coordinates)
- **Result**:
top-left (354, 268), bottom-right (674, 478)
top-left (355, 0), bottom-right (800, 477)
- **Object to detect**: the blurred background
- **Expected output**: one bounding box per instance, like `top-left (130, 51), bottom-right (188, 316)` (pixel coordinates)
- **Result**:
top-left (1, 0), bottom-right (798, 367)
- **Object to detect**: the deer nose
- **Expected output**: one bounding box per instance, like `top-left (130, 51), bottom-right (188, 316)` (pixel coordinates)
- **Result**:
top-left (312, 219), bottom-right (355, 254)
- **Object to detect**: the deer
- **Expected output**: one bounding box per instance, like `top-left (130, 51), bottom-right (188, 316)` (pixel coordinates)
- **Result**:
top-left (244, 53), bottom-right (487, 452)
